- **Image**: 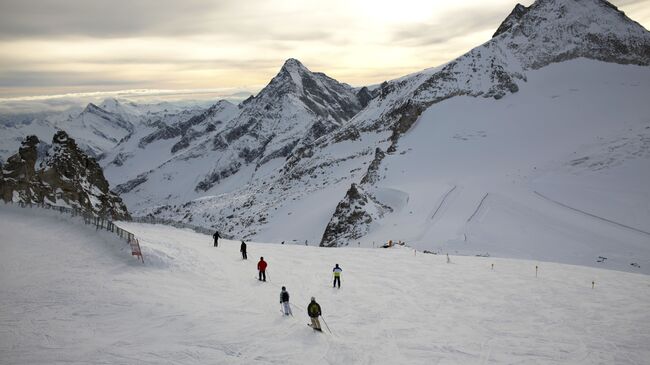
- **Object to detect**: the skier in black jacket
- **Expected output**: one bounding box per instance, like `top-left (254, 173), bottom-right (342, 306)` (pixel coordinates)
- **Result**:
top-left (240, 240), bottom-right (247, 260)
top-left (213, 231), bottom-right (220, 247)
top-left (280, 286), bottom-right (292, 316)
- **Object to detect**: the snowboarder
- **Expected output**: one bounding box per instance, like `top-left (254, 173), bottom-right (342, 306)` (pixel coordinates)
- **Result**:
top-left (332, 264), bottom-right (342, 288)
top-left (280, 286), bottom-right (292, 316)
top-left (257, 257), bottom-right (267, 281)
top-left (240, 240), bottom-right (247, 260)
top-left (213, 231), bottom-right (220, 247)
top-left (307, 297), bottom-right (322, 331)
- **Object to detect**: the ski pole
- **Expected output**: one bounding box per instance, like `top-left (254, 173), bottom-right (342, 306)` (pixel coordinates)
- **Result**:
top-left (320, 315), bottom-right (332, 334)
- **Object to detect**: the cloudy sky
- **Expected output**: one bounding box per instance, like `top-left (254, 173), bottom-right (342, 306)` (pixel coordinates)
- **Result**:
top-left (0, 0), bottom-right (648, 102)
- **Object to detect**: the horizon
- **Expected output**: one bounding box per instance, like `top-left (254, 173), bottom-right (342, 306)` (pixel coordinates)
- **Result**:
top-left (0, 0), bottom-right (649, 107)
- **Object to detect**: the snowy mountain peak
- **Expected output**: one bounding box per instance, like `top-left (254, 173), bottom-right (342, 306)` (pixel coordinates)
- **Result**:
top-left (80, 103), bottom-right (131, 129)
top-left (82, 102), bottom-right (106, 115)
top-left (280, 58), bottom-right (308, 72)
top-left (493, 0), bottom-right (650, 68)
top-left (99, 97), bottom-right (121, 110)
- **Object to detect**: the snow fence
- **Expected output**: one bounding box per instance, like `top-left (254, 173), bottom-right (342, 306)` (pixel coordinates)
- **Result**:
top-left (3, 201), bottom-right (144, 263)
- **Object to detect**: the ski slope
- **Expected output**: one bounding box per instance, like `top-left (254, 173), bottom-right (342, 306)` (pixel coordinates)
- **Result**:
top-left (361, 59), bottom-right (650, 274)
top-left (1, 205), bottom-right (649, 364)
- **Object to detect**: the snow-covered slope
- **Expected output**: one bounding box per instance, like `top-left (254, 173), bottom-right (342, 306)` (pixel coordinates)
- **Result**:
top-left (52, 103), bottom-right (135, 157)
top-left (102, 100), bottom-right (236, 189)
top-left (0, 118), bottom-right (58, 162)
top-left (353, 59), bottom-right (650, 272)
top-left (1, 206), bottom-right (649, 364)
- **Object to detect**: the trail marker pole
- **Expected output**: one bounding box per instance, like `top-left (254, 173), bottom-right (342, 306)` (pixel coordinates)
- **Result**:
top-left (446, 253), bottom-right (450, 264)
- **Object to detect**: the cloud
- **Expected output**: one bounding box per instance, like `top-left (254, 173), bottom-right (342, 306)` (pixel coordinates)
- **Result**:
top-left (0, 87), bottom-right (255, 115)
top-left (612, 0), bottom-right (649, 5)
top-left (389, 5), bottom-right (513, 46)
top-left (0, 0), bottom-right (648, 99)
top-left (0, 0), bottom-right (225, 38)
top-left (0, 0), bottom-right (341, 42)
top-left (0, 70), bottom-right (145, 88)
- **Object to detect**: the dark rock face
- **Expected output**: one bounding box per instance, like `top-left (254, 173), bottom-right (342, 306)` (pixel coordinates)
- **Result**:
top-left (320, 183), bottom-right (391, 247)
top-left (360, 148), bottom-right (386, 185)
top-left (139, 101), bottom-right (235, 151)
top-left (0, 132), bottom-right (130, 220)
top-left (0, 135), bottom-right (40, 202)
top-left (493, 4), bottom-right (530, 38)
top-left (114, 173), bottom-right (148, 195)
top-left (356, 87), bottom-right (375, 108)
top-left (195, 161), bottom-right (242, 192)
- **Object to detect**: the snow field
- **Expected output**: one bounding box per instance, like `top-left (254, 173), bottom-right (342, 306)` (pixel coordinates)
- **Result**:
top-left (362, 60), bottom-right (650, 274)
top-left (2, 205), bottom-right (650, 364)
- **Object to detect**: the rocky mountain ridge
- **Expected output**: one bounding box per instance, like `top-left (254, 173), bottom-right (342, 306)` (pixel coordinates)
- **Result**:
top-left (0, 131), bottom-right (130, 219)
top-left (113, 58), bottom-right (368, 209)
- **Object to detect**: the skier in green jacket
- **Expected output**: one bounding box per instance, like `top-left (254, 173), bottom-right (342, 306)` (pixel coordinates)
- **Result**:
top-left (307, 297), bottom-right (322, 332)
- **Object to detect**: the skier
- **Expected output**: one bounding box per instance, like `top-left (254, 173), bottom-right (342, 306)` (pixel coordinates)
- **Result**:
top-left (240, 240), bottom-right (247, 260)
top-left (280, 286), bottom-right (292, 316)
top-left (307, 297), bottom-right (322, 331)
top-left (332, 263), bottom-right (342, 288)
top-left (257, 257), bottom-right (267, 281)
top-left (213, 231), bottom-right (220, 247)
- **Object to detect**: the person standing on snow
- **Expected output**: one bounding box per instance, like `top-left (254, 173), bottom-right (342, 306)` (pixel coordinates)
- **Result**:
top-left (240, 240), bottom-right (247, 260)
top-left (307, 297), bottom-right (322, 331)
top-left (332, 264), bottom-right (342, 288)
top-left (213, 231), bottom-right (220, 247)
top-left (257, 257), bottom-right (267, 281)
top-left (280, 286), bottom-right (292, 316)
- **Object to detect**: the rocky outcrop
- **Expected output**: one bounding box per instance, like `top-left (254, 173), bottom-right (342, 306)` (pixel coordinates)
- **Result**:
top-left (320, 183), bottom-right (392, 247)
top-left (0, 132), bottom-right (130, 220)
top-left (356, 87), bottom-right (375, 108)
top-left (493, 4), bottom-right (529, 38)
top-left (360, 148), bottom-right (386, 185)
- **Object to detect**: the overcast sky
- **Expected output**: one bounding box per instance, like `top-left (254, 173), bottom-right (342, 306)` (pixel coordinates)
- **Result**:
top-left (0, 0), bottom-right (648, 101)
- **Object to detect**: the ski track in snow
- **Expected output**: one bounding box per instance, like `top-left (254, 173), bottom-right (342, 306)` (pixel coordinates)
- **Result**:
top-left (1, 205), bottom-right (650, 364)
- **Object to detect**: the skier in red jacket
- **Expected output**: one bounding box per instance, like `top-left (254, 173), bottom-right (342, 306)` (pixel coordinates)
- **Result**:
top-left (257, 257), bottom-right (267, 281)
